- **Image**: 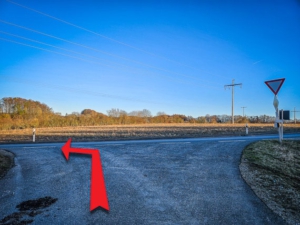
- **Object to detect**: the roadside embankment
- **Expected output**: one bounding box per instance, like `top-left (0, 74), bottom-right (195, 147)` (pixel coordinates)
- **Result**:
top-left (240, 140), bottom-right (300, 225)
top-left (0, 149), bottom-right (14, 178)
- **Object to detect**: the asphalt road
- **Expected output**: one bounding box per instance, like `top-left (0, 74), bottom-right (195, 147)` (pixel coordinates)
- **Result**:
top-left (1, 134), bottom-right (299, 224)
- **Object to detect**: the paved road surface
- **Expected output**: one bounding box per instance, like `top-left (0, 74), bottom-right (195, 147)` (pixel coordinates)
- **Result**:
top-left (1, 134), bottom-right (299, 224)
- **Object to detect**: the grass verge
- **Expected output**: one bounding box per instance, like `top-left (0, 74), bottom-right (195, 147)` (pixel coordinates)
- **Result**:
top-left (240, 140), bottom-right (300, 225)
top-left (0, 150), bottom-right (14, 179)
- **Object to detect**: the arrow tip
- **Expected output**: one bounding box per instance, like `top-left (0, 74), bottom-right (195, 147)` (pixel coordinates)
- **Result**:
top-left (90, 202), bottom-right (110, 211)
top-left (62, 138), bottom-right (72, 160)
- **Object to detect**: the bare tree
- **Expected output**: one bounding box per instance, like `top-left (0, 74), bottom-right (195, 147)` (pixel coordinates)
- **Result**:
top-left (107, 108), bottom-right (127, 117)
top-left (156, 111), bottom-right (166, 116)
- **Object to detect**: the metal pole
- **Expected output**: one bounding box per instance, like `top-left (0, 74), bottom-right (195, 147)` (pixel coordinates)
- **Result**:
top-left (277, 109), bottom-right (281, 143)
top-left (281, 109), bottom-right (284, 142)
top-left (232, 79), bottom-right (234, 124)
top-left (241, 107), bottom-right (247, 117)
top-left (224, 79), bottom-right (242, 124)
top-left (290, 107), bottom-right (300, 124)
top-left (273, 95), bottom-right (281, 143)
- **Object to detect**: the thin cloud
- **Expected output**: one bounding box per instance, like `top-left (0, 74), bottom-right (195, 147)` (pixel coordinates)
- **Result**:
top-left (253, 60), bottom-right (263, 65)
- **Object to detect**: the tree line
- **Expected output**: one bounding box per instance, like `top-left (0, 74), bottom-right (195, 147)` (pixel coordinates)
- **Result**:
top-left (0, 97), bottom-right (277, 130)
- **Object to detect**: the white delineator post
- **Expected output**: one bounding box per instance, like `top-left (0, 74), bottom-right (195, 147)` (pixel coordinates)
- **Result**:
top-left (245, 123), bottom-right (248, 135)
top-left (33, 128), bottom-right (36, 142)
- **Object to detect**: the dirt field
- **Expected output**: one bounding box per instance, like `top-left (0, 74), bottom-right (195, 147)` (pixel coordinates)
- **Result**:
top-left (0, 123), bottom-right (299, 143)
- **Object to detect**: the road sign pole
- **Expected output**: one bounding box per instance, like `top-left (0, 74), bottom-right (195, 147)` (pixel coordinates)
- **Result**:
top-left (281, 110), bottom-right (284, 142)
top-left (273, 95), bottom-right (281, 143)
top-left (232, 80), bottom-right (234, 124)
top-left (266, 78), bottom-right (285, 144)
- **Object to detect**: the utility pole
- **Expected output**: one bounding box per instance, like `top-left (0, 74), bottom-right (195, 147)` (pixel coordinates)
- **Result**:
top-left (241, 106), bottom-right (247, 117)
top-left (292, 107), bottom-right (300, 124)
top-left (224, 79), bottom-right (242, 124)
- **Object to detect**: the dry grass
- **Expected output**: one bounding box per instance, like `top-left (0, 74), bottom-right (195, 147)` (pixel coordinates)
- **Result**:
top-left (240, 140), bottom-right (300, 225)
top-left (0, 150), bottom-right (14, 178)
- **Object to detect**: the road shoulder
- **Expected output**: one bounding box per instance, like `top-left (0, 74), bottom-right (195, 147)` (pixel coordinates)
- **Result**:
top-left (239, 140), bottom-right (300, 225)
top-left (0, 149), bottom-right (15, 179)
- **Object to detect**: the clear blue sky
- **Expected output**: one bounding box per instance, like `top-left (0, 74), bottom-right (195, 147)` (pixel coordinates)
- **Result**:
top-left (1, 0), bottom-right (299, 117)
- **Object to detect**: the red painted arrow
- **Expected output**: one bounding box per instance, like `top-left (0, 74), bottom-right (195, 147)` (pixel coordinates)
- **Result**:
top-left (61, 138), bottom-right (109, 211)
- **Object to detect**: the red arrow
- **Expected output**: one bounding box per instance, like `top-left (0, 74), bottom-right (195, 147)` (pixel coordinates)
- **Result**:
top-left (62, 138), bottom-right (109, 211)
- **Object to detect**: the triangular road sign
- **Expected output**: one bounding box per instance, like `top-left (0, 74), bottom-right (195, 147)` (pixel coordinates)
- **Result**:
top-left (265, 78), bottom-right (285, 95)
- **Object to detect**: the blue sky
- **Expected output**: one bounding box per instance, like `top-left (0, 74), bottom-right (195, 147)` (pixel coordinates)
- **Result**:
top-left (0, 0), bottom-right (299, 117)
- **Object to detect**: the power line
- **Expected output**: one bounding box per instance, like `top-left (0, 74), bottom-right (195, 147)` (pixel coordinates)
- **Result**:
top-left (0, 30), bottom-right (149, 70)
top-left (0, 20), bottom-right (222, 87)
top-left (224, 79), bottom-right (242, 124)
top-left (0, 76), bottom-right (161, 104)
top-left (241, 106), bottom-right (246, 117)
top-left (1, 76), bottom-right (203, 109)
top-left (292, 107), bottom-right (300, 124)
top-left (0, 35), bottom-right (222, 90)
top-left (0, 37), bottom-right (113, 67)
top-left (5, 0), bottom-right (229, 80)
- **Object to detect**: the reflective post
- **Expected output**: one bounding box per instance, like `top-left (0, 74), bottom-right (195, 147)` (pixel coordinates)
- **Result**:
top-left (33, 128), bottom-right (36, 142)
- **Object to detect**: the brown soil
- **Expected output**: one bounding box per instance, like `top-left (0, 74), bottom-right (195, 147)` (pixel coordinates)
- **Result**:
top-left (0, 123), bottom-right (299, 143)
top-left (240, 140), bottom-right (300, 225)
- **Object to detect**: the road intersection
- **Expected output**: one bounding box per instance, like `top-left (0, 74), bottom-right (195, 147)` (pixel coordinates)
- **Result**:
top-left (1, 134), bottom-right (299, 224)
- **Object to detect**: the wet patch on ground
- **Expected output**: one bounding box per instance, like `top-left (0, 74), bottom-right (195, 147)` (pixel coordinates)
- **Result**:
top-left (0, 196), bottom-right (58, 225)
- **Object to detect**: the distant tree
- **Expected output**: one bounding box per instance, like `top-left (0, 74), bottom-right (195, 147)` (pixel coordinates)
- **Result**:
top-left (128, 109), bottom-right (152, 117)
top-left (236, 116), bottom-right (249, 123)
top-left (156, 111), bottom-right (166, 116)
top-left (107, 108), bottom-right (127, 117)
top-left (171, 114), bottom-right (185, 123)
top-left (81, 109), bottom-right (98, 117)
top-left (71, 112), bottom-right (80, 116)
top-left (141, 109), bottom-right (152, 117)
top-left (128, 110), bottom-right (139, 116)
top-left (186, 116), bottom-right (197, 123)
top-left (151, 114), bottom-right (170, 123)
top-left (209, 115), bottom-right (219, 123)
top-left (197, 116), bottom-right (206, 123)
top-left (205, 114), bottom-right (210, 123)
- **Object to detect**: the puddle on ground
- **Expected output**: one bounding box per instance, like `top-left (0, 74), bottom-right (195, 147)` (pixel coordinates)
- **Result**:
top-left (0, 196), bottom-right (58, 225)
